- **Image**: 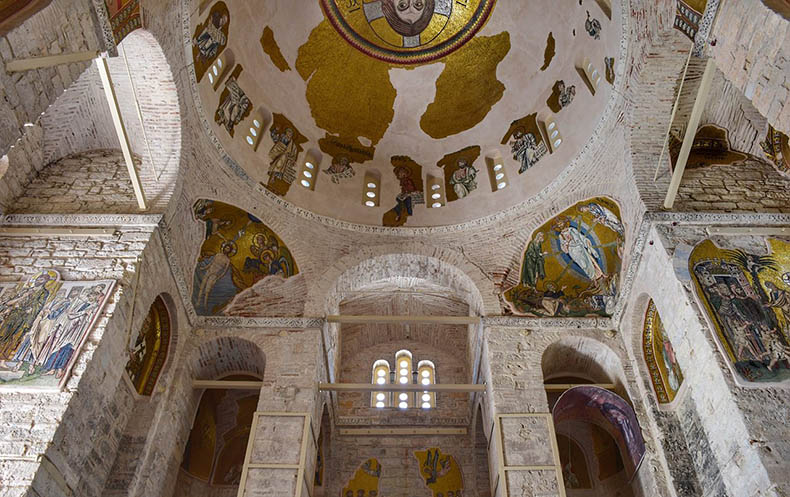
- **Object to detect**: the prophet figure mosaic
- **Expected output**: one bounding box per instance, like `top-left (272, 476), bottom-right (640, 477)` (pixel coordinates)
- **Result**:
top-left (690, 238), bottom-right (790, 384)
top-left (341, 459), bottom-right (382, 497)
top-left (0, 270), bottom-right (114, 390)
top-left (192, 200), bottom-right (299, 316)
top-left (504, 198), bottom-right (624, 317)
top-left (438, 146), bottom-right (481, 201)
top-left (104, 0), bottom-right (141, 43)
top-left (414, 448), bottom-right (464, 497)
top-left (502, 114), bottom-right (548, 174)
top-left (319, 135), bottom-right (375, 184)
top-left (192, 2), bottom-right (229, 82)
top-left (265, 114), bottom-right (309, 196)
top-left (547, 80), bottom-right (576, 113)
top-left (382, 156), bottom-right (425, 227)
top-left (319, 0), bottom-right (497, 64)
top-left (214, 65), bottom-right (252, 138)
top-left (125, 295), bottom-right (170, 396)
top-left (643, 300), bottom-right (684, 404)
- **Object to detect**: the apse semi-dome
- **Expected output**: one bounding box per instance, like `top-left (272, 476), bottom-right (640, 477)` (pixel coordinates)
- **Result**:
top-left (190, 0), bottom-right (621, 227)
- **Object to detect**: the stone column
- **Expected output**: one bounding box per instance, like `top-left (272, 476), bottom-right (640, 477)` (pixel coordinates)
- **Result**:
top-left (238, 329), bottom-right (323, 497)
top-left (485, 327), bottom-right (564, 497)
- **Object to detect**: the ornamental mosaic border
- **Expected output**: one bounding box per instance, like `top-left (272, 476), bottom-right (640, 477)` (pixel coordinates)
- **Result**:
top-left (180, 0), bottom-right (630, 235)
top-left (90, 0), bottom-right (119, 56)
top-left (693, 0), bottom-right (720, 57)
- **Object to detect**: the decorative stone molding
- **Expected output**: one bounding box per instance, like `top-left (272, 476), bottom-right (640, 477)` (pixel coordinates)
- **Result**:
top-left (483, 316), bottom-right (612, 330)
top-left (1, 213), bottom-right (162, 227)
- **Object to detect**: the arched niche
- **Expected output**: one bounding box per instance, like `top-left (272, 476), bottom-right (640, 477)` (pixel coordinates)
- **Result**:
top-left (125, 294), bottom-right (172, 396)
top-left (172, 336), bottom-right (267, 497)
top-left (642, 299), bottom-right (684, 405)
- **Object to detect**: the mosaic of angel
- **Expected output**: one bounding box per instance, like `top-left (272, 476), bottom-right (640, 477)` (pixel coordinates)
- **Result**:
top-left (504, 198), bottom-right (624, 317)
top-left (192, 200), bottom-right (299, 316)
top-left (690, 239), bottom-right (790, 383)
top-left (0, 270), bottom-right (114, 389)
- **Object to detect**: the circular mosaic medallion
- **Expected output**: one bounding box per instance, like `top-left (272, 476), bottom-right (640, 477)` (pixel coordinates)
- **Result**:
top-left (321, 0), bottom-right (497, 65)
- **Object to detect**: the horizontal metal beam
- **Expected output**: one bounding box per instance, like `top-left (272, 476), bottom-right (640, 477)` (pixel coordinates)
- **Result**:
top-left (0, 227), bottom-right (117, 237)
top-left (193, 380), bottom-right (263, 390)
top-left (5, 50), bottom-right (99, 72)
top-left (327, 315), bottom-right (480, 325)
top-left (544, 383), bottom-right (616, 392)
top-left (320, 383), bottom-right (486, 392)
top-left (338, 427), bottom-right (467, 436)
top-left (707, 226), bottom-right (790, 236)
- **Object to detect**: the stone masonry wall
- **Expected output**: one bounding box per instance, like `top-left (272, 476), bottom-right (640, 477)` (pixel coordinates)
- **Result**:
top-left (0, 221), bottom-right (168, 497)
top-left (326, 433), bottom-right (487, 497)
top-left (8, 149), bottom-right (146, 214)
top-left (0, 122), bottom-right (43, 214)
top-left (711, 0), bottom-right (790, 134)
top-left (0, 0), bottom-right (102, 157)
top-left (674, 158), bottom-right (790, 212)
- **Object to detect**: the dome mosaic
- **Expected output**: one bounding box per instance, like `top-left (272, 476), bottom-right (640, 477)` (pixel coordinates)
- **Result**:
top-left (191, 0), bottom-right (621, 227)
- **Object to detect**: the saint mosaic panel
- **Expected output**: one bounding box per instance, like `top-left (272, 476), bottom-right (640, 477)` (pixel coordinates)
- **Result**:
top-left (504, 197), bottom-right (624, 317)
top-left (643, 300), bottom-right (684, 404)
top-left (690, 238), bottom-right (790, 384)
top-left (192, 199), bottom-right (299, 316)
top-left (0, 270), bottom-right (114, 390)
top-left (125, 295), bottom-right (170, 396)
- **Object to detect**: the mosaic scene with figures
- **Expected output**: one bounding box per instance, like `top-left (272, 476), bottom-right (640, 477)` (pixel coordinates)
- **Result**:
top-left (1, 0), bottom-right (789, 496)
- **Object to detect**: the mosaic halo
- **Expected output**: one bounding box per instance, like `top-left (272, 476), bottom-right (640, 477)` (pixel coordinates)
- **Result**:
top-left (320, 0), bottom-right (497, 65)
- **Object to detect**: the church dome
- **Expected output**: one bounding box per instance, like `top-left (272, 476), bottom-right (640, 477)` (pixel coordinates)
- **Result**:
top-left (190, 0), bottom-right (621, 227)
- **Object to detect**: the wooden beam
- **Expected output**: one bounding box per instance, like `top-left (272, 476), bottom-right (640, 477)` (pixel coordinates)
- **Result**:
top-left (320, 383), bottom-right (486, 392)
top-left (193, 380), bottom-right (263, 390)
top-left (707, 226), bottom-right (790, 236)
top-left (327, 315), bottom-right (480, 325)
top-left (664, 57), bottom-right (716, 209)
top-left (5, 50), bottom-right (98, 72)
top-left (96, 56), bottom-right (147, 211)
top-left (338, 427), bottom-right (467, 436)
top-left (543, 383), bottom-right (616, 392)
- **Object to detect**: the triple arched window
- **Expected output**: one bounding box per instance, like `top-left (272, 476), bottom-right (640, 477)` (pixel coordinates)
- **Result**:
top-left (371, 350), bottom-right (436, 409)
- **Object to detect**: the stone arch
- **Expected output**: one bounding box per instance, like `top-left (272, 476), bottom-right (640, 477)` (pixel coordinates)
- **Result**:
top-left (305, 245), bottom-right (495, 316)
top-left (31, 28), bottom-right (182, 214)
top-left (124, 292), bottom-right (179, 397)
top-left (541, 335), bottom-right (627, 388)
top-left (189, 336), bottom-right (266, 381)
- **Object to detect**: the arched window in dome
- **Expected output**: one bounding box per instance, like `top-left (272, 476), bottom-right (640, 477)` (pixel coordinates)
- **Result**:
top-left (371, 351), bottom-right (437, 410)
top-left (371, 360), bottom-right (391, 408)
top-left (125, 295), bottom-right (171, 396)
